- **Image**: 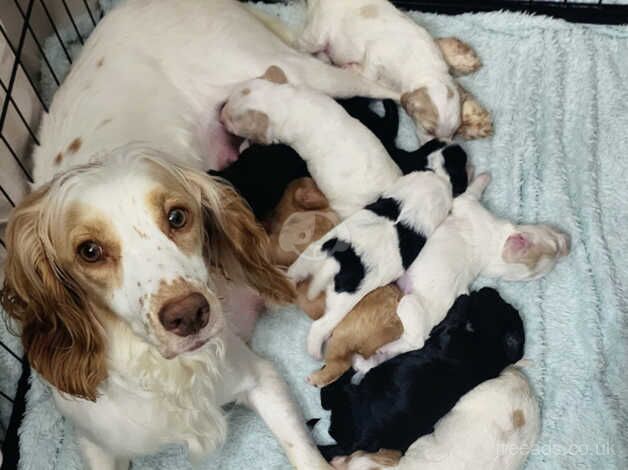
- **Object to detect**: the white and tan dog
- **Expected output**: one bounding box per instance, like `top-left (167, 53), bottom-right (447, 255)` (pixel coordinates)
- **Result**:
top-left (333, 367), bottom-right (540, 470)
top-left (296, 0), bottom-right (492, 140)
top-left (2, 1), bottom-right (411, 469)
top-left (353, 173), bottom-right (570, 375)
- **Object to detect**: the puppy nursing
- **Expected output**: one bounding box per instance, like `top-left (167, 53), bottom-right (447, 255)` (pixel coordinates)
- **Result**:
top-left (298, 0), bottom-right (492, 139)
top-left (221, 67), bottom-right (401, 218)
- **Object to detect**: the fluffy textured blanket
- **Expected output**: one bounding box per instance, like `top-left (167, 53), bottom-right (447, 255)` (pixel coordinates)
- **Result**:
top-left (1, 1), bottom-right (627, 469)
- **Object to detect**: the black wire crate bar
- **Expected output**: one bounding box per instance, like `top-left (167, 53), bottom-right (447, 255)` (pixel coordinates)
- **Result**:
top-left (391, 0), bottom-right (628, 24)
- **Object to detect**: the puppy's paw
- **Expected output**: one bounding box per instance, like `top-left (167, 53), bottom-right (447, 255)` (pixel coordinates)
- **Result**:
top-left (437, 37), bottom-right (482, 76)
top-left (458, 98), bottom-right (493, 139)
top-left (307, 324), bottom-right (328, 360)
top-left (306, 369), bottom-right (327, 388)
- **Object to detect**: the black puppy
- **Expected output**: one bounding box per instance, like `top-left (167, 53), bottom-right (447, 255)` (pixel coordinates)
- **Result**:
top-left (212, 98), bottom-right (468, 219)
top-left (319, 287), bottom-right (525, 460)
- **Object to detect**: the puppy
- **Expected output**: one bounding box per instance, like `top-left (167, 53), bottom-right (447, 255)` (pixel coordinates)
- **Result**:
top-left (306, 283), bottom-right (403, 387)
top-left (353, 173), bottom-right (570, 375)
top-left (210, 144), bottom-right (309, 220)
top-left (265, 177), bottom-right (340, 267)
top-left (288, 168), bottom-right (453, 359)
top-left (332, 367), bottom-right (540, 470)
top-left (221, 66), bottom-right (401, 218)
top-left (297, 0), bottom-right (492, 139)
top-left (319, 287), bottom-right (526, 460)
top-left (211, 97), bottom-right (400, 221)
top-left (265, 178), bottom-right (404, 381)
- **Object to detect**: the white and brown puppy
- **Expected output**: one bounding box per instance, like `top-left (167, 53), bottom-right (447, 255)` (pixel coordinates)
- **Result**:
top-left (288, 168), bottom-right (453, 359)
top-left (296, 0), bottom-right (492, 140)
top-left (332, 367), bottom-right (540, 470)
top-left (353, 173), bottom-right (570, 375)
top-left (221, 67), bottom-right (402, 218)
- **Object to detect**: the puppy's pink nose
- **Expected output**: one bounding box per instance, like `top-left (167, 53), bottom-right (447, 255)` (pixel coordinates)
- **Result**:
top-left (158, 293), bottom-right (210, 337)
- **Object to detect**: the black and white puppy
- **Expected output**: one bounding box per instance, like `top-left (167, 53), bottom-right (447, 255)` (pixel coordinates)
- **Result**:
top-left (318, 287), bottom-right (526, 460)
top-left (288, 165), bottom-right (453, 359)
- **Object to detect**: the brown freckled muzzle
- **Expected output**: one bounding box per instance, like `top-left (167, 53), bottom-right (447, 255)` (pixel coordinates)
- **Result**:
top-left (158, 292), bottom-right (210, 337)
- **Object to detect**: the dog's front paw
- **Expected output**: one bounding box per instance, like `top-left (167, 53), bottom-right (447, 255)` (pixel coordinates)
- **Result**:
top-left (458, 97), bottom-right (493, 139)
top-left (306, 368), bottom-right (327, 388)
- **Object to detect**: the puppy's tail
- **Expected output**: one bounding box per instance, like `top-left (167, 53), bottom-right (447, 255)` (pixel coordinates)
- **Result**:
top-left (243, 3), bottom-right (299, 47)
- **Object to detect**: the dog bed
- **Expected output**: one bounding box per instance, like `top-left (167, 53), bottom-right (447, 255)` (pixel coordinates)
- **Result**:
top-left (1, 1), bottom-right (627, 468)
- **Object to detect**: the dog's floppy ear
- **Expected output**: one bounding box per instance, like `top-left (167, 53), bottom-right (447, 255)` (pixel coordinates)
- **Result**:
top-left (401, 87), bottom-right (438, 136)
top-left (1, 186), bottom-right (107, 401)
top-left (261, 65), bottom-right (288, 84)
top-left (184, 170), bottom-right (295, 304)
top-left (456, 84), bottom-right (493, 139)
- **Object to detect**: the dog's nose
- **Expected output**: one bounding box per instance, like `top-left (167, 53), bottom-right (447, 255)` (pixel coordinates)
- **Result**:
top-left (158, 293), bottom-right (210, 337)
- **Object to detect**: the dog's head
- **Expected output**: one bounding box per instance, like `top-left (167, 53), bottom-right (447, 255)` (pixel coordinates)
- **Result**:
top-left (488, 224), bottom-right (570, 281)
top-left (401, 77), bottom-right (461, 140)
top-left (1, 150), bottom-right (294, 400)
top-left (421, 140), bottom-right (469, 197)
top-left (433, 287), bottom-right (525, 367)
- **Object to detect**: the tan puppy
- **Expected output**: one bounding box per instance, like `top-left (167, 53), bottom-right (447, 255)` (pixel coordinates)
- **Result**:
top-left (265, 178), bottom-right (405, 387)
top-left (264, 177), bottom-right (340, 267)
top-left (306, 284), bottom-right (403, 387)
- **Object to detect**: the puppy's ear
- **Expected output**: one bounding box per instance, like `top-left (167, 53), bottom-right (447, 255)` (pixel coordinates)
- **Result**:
top-left (1, 186), bottom-right (107, 401)
top-left (502, 233), bottom-right (533, 264)
top-left (185, 171), bottom-right (295, 304)
top-left (456, 85), bottom-right (493, 139)
top-left (401, 87), bottom-right (438, 136)
top-left (436, 37), bottom-right (482, 76)
top-left (261, 65), bottom-right (288, 84)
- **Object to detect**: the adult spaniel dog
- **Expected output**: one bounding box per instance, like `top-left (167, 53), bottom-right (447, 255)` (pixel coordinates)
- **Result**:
top-left (1, 0), bottom-right (401, 468)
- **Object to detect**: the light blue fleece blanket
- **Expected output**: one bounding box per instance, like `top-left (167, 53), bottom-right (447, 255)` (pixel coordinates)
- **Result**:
top-left (1, 1), bottom-right (627, 468)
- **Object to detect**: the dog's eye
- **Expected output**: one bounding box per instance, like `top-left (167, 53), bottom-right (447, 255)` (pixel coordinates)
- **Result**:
top-left (167, 207), bottom-right (187, 229)
top-left (78, 241), bottom-right (103, 263)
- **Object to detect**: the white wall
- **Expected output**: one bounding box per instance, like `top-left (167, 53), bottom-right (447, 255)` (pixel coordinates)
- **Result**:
top-left (0, 0), bottom-right (99, 272)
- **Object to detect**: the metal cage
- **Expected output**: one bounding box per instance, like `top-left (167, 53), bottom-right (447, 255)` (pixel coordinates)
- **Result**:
top-left (0, 1), bottom-right (626, 469)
